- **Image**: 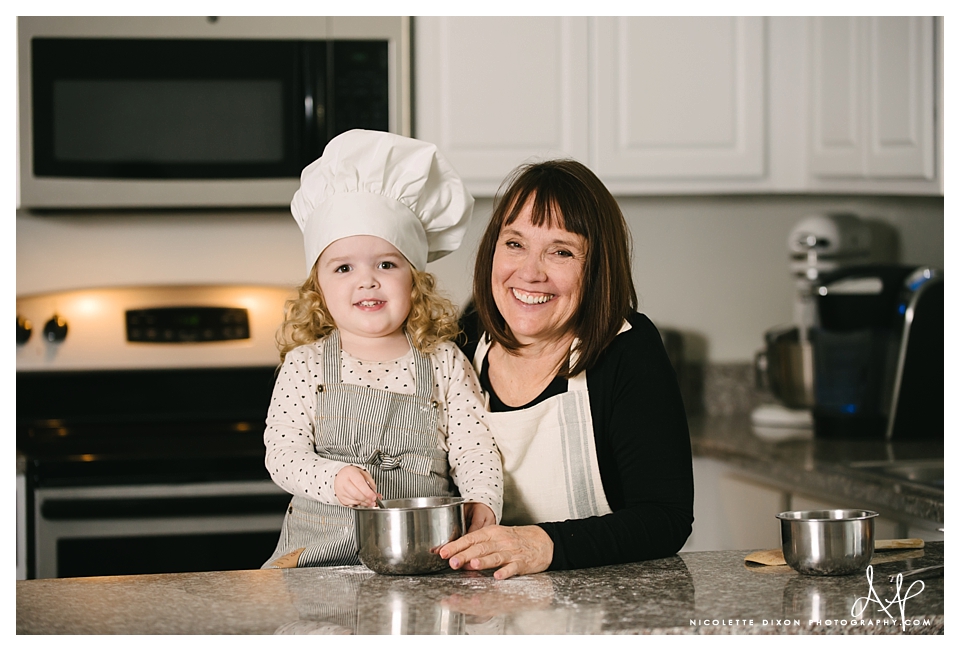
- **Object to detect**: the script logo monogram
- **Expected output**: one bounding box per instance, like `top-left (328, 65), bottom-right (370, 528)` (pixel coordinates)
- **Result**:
top-left (851, 565), bottom-right (925, 631)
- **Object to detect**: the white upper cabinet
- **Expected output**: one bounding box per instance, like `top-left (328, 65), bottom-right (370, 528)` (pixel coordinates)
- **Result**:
top-left (414, 16), bottom-right (941, 196)
top-left (808, 17), bottom-right (936, 190)
top-left (592, 17), bottom-right (765, 185)
top-left (415, 17), bottom-right (588, 196)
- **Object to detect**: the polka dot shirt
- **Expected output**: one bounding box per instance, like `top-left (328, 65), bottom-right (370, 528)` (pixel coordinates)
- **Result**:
top-left (263, 338), bottom-right (503, 522)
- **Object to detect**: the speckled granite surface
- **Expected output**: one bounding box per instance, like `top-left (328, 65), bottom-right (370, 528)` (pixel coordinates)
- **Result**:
top-left (690, 416), bottom-right (944, 527)
top-left (16, 543), bottom-right (943, 634)
top-left (699, 363), bottom-right (763, 416)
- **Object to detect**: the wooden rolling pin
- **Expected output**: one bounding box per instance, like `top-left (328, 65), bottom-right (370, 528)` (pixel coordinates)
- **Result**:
top-left (745, 539), bottom-right (925, 566)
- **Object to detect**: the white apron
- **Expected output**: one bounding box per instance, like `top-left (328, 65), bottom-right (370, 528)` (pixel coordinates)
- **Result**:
top-left (472, 331), bottom-right (621, 525)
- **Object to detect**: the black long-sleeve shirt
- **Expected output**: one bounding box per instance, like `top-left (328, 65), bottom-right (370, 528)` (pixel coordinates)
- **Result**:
top-left (459, 311), bottom-right (694, 570)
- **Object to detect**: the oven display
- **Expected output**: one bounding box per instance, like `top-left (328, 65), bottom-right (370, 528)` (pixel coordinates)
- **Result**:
top-left (126, 307), bottom-right (249, 342)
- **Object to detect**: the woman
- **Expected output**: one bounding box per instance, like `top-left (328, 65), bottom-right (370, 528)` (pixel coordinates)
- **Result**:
top-left (438, 159), bottom-right (693, 579)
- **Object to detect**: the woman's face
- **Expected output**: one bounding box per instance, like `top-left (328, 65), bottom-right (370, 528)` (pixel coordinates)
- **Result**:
top-left (491, 201), bottom-right (587, 347)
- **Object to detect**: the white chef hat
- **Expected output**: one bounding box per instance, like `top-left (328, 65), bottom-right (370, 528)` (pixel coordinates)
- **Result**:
top-left (291, 129), bottom-right (474, 274)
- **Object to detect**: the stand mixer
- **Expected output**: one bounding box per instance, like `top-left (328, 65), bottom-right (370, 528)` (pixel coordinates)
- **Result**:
top-left (752, 214), bottom-right (871, 439)
top-left (788, 213), bottom-right (872, 333)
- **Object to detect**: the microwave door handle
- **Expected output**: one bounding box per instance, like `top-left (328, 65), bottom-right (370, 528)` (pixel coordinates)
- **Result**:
top-left (301, 41), bottom-right (316, 165)
top-left (301, 41), bottom-right (326, 165)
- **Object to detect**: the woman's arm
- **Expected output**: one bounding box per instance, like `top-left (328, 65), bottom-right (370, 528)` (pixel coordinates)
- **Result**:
top-left (539, 313), bottom-right (694, 570)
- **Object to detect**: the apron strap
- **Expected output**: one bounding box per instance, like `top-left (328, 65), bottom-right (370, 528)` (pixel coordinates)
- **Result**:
top-left (472, 333), bottom-right (492, 371)
top-left (473, 333), bottom-right (590, 392)
top-left (409, 333), bottom-right (435, 401)
top-left (322, 329), bottom-right (342, 386)
top-left (473, 320), bottom-right (632, 394)
top-left (322, 329), bottom-right (429, 398)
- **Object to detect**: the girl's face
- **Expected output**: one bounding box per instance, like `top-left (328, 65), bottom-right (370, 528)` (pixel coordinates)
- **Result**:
top-left (315, 235), bottom-right (413, 347)
top-left (491, 201), bottom-right (586, 347)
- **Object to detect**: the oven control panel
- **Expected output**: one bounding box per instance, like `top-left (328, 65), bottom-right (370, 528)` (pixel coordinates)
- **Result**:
top-left (16, 285), bottom-right (294, 371)
top-left (126, 307), bottom-right (250, 343)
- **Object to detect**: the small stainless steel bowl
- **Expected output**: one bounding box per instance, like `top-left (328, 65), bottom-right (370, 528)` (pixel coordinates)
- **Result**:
top-left (777, 509), bottom-right (878, 576)
top-left (354, 496), bottom-right (464, 575)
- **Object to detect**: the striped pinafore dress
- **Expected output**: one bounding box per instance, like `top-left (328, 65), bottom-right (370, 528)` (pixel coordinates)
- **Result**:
top-left (263, 330), bottom-right (454, 568)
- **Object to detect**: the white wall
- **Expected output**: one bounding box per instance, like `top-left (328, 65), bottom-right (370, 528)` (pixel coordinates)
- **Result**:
top-left (16, 193), bottom-right (942, 362)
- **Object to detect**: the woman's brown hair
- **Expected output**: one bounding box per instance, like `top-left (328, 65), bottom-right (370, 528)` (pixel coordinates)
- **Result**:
top-left (473, 159), bottom-right (637, 378)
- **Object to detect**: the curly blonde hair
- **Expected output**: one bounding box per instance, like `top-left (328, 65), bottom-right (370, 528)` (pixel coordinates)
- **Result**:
top-left (277, 264), bottom-right (461, 364)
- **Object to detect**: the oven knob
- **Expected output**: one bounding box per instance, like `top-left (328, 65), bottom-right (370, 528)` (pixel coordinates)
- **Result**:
top-left (43, 314), bottom-right (69, 343)
top-left (16, 315), bottom-right (32, 344)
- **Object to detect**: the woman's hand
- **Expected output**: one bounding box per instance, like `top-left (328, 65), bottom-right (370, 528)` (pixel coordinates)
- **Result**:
top-left (463, 502), bottom-right (497, 533)
top-left (439, 525), bottom-right (554, 580)
top-left (334, 465), bottom-right (380, 507)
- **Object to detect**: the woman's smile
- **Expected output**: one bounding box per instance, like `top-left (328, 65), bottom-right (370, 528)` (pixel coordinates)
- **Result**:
top-left (511, 288), bottom-right (555, 305)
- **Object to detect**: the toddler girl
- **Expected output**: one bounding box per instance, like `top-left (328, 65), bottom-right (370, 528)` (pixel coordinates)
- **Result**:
top-left (262, 130), bottom-right (502, 569)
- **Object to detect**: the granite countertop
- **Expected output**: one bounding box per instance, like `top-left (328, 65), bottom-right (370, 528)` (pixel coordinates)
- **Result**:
top-left (16, 542), bottom-right (943, 634)
top-left (689, 416), bottom-right (944, 527)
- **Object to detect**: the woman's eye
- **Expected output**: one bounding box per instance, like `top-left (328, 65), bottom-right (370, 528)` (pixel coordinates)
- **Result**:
top-left (504, 240), bottom-right (522, 249)
top-left (555, 249), bottom-right (573, 258)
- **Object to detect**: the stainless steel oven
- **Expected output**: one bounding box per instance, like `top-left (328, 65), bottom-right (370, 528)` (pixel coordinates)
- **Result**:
top-left (17, 16), bottom-right (409, 209)
top-left (17, 285), bottom-right (296, 579)
top-left (32, 482), bottom-right (288, 579)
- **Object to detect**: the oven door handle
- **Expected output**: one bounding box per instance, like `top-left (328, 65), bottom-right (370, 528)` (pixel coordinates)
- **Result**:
top-left (40, 493), bottom-right (292, 520)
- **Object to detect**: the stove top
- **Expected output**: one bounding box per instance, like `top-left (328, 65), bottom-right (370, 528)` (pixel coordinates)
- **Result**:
top-left (18, 365), bottom-right (278, 486)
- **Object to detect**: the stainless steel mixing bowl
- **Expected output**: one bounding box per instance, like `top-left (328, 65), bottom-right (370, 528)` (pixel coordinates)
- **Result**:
top-left (354, 497), bottom-right (464, 575)
top-left (756, 326), bottom-right (815, 409)
top-left (777, 509), bottom-right (878, 576)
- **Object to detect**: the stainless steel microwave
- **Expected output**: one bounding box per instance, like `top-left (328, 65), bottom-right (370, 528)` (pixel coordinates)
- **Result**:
top-left (17, 17), bottom-right (410, 209)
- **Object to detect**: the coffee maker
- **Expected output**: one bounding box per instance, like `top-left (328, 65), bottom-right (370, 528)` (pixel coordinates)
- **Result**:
top-left (811, 264), bottom-right (943, 440)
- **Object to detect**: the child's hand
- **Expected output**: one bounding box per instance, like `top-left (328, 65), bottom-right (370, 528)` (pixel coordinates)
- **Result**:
top-left (463, 502), bottom-right (496, 533)
top-left (334, 465), bottom-right (380, 508)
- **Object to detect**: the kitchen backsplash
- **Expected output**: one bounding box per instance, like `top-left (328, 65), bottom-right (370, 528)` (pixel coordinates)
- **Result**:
top-left (668, 357), bottom-right (766, 417)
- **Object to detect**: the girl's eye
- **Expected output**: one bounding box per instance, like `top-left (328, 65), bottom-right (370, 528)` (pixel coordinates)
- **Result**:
top-left (378, 261), bottom-right (397, 270)
top-left (335, 264), bottom-right (352, 273)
